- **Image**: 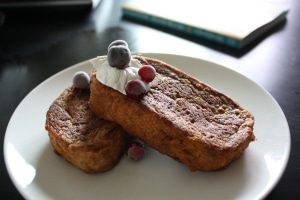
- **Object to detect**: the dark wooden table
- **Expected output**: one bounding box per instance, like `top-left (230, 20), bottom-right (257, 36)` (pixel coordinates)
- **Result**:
top-left (1, 0), bottom-right (299, 199)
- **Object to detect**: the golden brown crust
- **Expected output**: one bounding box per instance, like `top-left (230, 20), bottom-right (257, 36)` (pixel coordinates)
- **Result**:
top-left (89, 55), bottom-right (255, 171)
top-left (45, 87), bottom-right (129, 173)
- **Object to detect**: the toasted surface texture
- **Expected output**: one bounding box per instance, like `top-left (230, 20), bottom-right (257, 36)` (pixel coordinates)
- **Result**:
top-left (90, 55), bottom-right (255, 171)
top-left (45, 87), bottom-right (128, 173)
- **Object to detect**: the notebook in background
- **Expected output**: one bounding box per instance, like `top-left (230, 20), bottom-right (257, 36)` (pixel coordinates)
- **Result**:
top-left (122, 0), bottom-right (289, 49)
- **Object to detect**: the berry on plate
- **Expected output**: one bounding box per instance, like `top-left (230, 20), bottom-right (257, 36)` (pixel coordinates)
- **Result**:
top-left (127, 143), bottom-right (145, 161)
top-left (72, 71), bottom-right (90, 89)
top-left (138, 65), bottom-right (156, 82)
top-left (107, 45), bottom-right (131, 69)
top-left (125, 79), bottom-right (147, 100)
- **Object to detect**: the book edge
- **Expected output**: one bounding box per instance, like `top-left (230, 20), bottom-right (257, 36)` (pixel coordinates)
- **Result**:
top-left (240, 10), bottom-right (288, 48)
top-left (122, 5), bottom-right (241, 49)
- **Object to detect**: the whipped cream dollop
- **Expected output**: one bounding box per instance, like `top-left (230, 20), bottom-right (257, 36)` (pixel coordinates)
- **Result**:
top-left (90, 56), bottom-right (148, 94)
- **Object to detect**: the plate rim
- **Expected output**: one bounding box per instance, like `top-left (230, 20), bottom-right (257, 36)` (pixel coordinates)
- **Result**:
top-left (3, 53), bottom-right (291, 200)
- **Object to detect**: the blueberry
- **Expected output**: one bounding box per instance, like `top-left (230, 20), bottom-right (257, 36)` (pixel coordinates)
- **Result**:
top-left (107, 40), bottom-right (128, 52)
top-left (107, 45), bottom-right (131, 69)
top-left (72, 71), bottom-right (90, 89)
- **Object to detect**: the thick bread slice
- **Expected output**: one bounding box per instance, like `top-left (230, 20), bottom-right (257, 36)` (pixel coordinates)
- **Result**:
top-left (45, 87), bottom-right (128, 173)
top-left (90, 56), bottom-right (255, 171)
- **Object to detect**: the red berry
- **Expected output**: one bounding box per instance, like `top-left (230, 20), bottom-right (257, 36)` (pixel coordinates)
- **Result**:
top-left (125, 79), bottom-right (146, 100)
top-left (138, 65), bottom-right (156, 82)
top-left (127, 144), bottom-right (144, 161)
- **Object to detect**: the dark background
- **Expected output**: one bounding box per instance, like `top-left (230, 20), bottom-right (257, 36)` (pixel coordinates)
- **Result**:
top-left (1, 0), bottom-right (299, 199)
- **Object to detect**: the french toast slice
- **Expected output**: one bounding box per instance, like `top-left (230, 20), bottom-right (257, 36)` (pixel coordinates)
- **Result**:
top-left (89, 55), bottom-right (255, 171)
top-left (45, 87), bottom-right (129, 173)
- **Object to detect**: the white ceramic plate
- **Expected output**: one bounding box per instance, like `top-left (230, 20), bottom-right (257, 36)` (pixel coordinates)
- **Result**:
top-left (4, 53), bottom-right (290, 200)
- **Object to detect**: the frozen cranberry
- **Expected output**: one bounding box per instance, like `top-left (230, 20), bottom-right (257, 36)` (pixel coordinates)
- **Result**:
top-left (107, 45), bottom-right (131, 69)
top-left (125, 79), bottom-right (146, 100)
top-left (127, 144), bottom-right (144, 161)
top-left (138, 65), bottom-right (156, 82)
top-left (72, 71), bottom-right (90, 89)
